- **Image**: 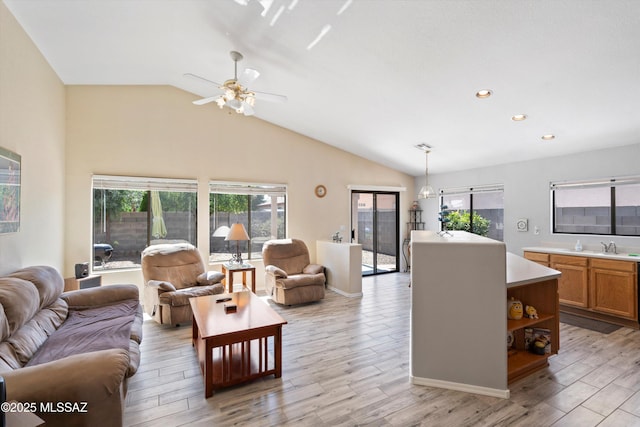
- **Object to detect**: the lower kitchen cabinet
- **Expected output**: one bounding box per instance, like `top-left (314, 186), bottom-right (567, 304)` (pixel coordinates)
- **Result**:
top-left (524, 251), bottom-right (639, 327)
top-left (550, 255), bottom-right (589, 308)
top-left (590, 258), bottom-right (637, 320)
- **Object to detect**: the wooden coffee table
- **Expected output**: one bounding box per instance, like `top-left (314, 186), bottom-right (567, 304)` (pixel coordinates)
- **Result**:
top-left (190, 291), bottom-right (287, 397)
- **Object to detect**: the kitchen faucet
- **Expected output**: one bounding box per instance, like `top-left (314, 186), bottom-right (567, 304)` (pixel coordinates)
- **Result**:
top-left (601, 241), bottom-right (617, 254)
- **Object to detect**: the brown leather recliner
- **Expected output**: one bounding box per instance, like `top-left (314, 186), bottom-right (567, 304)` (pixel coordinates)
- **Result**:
top-left (141, 243), bottom-right (224, 326)
top-left (262, 239), bottom-right (325, 305)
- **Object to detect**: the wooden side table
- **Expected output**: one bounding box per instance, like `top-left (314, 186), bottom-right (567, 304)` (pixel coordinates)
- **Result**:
top-left (221, 264), bottom-right (256, 293)
top-left (64, 275), bottom-right (102, 292)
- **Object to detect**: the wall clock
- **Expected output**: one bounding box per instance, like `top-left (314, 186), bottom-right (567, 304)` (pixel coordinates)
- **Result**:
top-left (314, 185), bottom-right (327, 198)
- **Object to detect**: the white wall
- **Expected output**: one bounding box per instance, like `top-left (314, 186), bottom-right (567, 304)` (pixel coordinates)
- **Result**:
top-left (0, 3), bottom-right (66, 274)
top-left (416, 143), bottom-right (640, 255)
top-left (65, 85), bottom-right (414, 290)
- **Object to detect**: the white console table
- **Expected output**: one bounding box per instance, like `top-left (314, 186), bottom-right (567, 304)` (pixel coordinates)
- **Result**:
top-left (316, 241), bottom-right (362, 297)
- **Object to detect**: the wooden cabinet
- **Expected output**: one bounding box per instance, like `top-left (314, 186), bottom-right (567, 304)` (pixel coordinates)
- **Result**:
top-left (64, 275), bottom-right (101, 292)
top-left (550, 255), bottom-right (589, 308)
top-left (524, 250), bottom-right (639, 327)
top-left (590, 258), bottom-right (637, 320)
top-left (523, 251), bottom-right (549, 267)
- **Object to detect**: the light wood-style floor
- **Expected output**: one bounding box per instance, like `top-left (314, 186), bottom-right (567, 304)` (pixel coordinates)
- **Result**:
top-left (124, 273), bottom-right (640, 426)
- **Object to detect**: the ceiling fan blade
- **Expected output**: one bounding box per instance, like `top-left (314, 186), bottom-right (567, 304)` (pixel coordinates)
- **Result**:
top-left (192, 96), bottom-right (219, 106)
top-left (242, 102), bottom-right (255, 116)
top-left (238, 68), bottom-right (260, 86)
top-left (183, 72), bottom-right (223, 87)
top-left (253, 90), bottom-right (288, 103)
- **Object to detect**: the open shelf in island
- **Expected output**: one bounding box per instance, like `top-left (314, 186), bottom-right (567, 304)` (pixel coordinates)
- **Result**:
top-left (507, 349), bottom-right (552, 383)
top-left (506, 275), bottom-right (560, 384)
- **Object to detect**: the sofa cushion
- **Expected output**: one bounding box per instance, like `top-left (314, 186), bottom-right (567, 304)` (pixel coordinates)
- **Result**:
top-left (7, 299), bottom-right (68, 366)
top-left (0, 303), bottom-right (9, 343)
top-left (0, 278), bottom-right (40, 336)
top-left (8, 266), bottom-right (64, 309)
top-left (26, 299), bottom-right (139, 368)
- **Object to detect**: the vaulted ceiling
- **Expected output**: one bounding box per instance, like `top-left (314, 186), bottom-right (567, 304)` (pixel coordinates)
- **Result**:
top-left (5, 0), bottom-right (640, 176)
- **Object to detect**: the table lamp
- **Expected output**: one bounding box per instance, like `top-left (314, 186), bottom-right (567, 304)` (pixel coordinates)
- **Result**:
top-left (225, 223), bottom-right (250, 264)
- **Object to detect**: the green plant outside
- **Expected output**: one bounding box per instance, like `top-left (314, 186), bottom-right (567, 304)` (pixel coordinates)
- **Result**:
top-left (445, 210), bottom-right (491, 236)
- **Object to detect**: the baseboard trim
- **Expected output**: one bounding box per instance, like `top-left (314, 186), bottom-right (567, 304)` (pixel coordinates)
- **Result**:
top-left (328, 286), bottom-right (363, 298)
top-left (411, 376), bottom-right (510, 399)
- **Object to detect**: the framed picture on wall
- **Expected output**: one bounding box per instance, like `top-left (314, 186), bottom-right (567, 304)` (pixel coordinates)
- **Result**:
top-left (0, 147), bottom-right (21, 234)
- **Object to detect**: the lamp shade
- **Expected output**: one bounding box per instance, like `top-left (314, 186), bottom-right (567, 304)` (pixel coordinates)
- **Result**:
top-left (225, 223), bottom-right (250, 241)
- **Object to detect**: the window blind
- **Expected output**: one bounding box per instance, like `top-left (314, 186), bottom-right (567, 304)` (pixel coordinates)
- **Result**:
top-left (209, 181), bottom-right (287, 196)
top-left (551, 175), bottom-right (640, 190)
top-left (439, 183), bottom-right (504, 196)
top-left (92, 175), bottom-right (197, 192)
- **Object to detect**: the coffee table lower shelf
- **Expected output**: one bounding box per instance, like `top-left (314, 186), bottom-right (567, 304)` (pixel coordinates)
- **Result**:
top-left (192, 322), bottom-right (283, 397)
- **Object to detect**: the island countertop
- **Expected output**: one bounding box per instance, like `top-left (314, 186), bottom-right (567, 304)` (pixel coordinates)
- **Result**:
top-left (507, 252), bottom-right (560, 288)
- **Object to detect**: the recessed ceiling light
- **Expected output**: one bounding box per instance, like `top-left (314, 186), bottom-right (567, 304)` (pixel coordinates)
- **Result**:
top-left (511, 114), bottom-right (527, 121)
top-left (541, 134), bottom-right (555, 141)
top-left (475, 89), bottom-right (492, 99)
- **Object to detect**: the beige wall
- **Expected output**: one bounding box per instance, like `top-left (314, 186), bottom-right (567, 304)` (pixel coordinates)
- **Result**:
top-left (65, 85), bottom-right (414, 290)
top-left (0, 3), bottom-right (66, 274)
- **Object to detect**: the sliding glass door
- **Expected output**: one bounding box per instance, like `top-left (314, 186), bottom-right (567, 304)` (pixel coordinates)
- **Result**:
top-left (351, 191), bottom-right (399, 276)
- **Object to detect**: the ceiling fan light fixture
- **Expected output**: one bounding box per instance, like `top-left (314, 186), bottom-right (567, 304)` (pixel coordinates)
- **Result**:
top-left (188, 50), bottom-right (287, 115)
top-left (227, 98), bottom-right (242, 110)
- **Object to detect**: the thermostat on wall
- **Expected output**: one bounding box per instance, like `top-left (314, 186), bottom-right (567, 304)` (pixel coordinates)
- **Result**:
top-left (516, 219), bottom-right (528, 232)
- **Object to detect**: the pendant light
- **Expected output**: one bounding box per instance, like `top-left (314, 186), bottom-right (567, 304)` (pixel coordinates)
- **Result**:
top-left (417, 144), bottom-right (435, 199)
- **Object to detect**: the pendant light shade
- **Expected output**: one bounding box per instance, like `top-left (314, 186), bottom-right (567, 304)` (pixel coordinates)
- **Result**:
top-left (417, 145), bottom-right (436, 199)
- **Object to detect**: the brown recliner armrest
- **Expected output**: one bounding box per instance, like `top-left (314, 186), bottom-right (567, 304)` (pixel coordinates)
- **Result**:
top-left (146, 279), bottom-right (177, 292)
top-left (265, 265), bottom-right (288, 278)
top-left (303, 264), bottom-right (324, 275)
top-left (196, 271), bottom-right (224, 286)
top-left (61, 284), bottom-right (139, 309)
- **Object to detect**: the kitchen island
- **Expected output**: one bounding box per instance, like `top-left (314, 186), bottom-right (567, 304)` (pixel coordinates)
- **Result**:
top-left (411, 231), bottom-right (560, 398)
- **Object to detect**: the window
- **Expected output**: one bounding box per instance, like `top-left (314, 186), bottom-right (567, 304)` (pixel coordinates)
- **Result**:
top-left (92, 175), bottom-right (198, 270)
top-left (551, 176), bottom-right (640, 236)
top-left (209, 182), bottom-right (287, 263)
top-left (439, 184), bottom-right (504, 241)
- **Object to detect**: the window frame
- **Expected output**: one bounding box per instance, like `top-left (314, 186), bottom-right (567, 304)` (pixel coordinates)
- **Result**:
top-left (551, 175), bottom-right (640, 237)
top-left (92, 175), bottom-right (198, 271)
top-left (439, 184), bottom-right (505, 240)
top-left (209, 181), bottom-right (287, 263)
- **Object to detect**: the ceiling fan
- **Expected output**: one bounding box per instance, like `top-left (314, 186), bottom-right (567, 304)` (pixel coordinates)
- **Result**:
top-left (185, 51), bottom-right (287, 116)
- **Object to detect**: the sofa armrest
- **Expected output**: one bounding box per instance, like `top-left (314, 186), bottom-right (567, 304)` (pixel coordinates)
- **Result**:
top-left (303, 264), bottom-right (324, 275)
top-left (265, 265), bottom-right (288, 278)
top-left (146, 279), bottom-right (177, 292)
top-left (61, 284), bottom-right (139, 309)
top-left (197, 271), bottom-right (224, 286)
top-left (4, 348), bottom-right (129, 405)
